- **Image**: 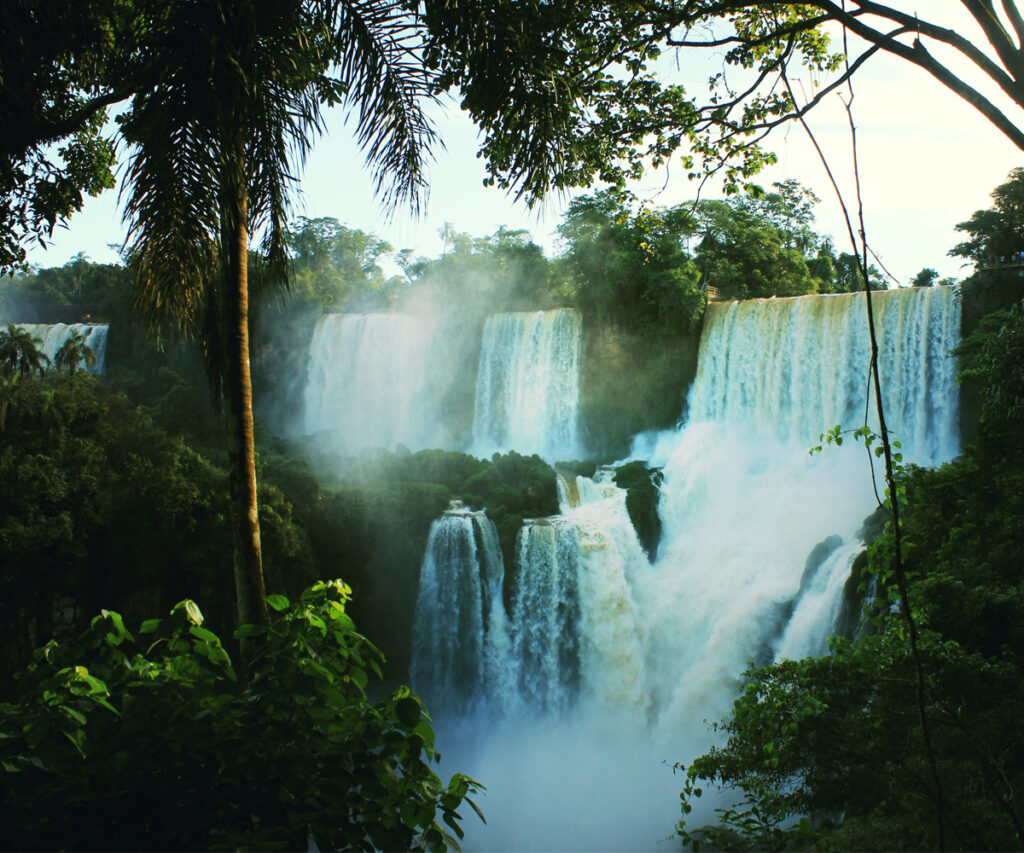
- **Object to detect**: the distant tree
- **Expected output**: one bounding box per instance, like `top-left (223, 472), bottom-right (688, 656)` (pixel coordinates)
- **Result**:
top-left (282, 217), bottom-right (401, 312)
top-left (952, 167), bottom-right (1024, 268)
top-left (693, 191), bottom-right (821, 300)
top-left (0, 324), bottom-right (48, 381)
top-left (53, 329), bottom-right (96, 373)
top-left (558, 190), bottom-right (703, 331)
top-left (406, 225), bottom-right (559, 313)
top-left (830, 252), bottom-right (886, 293)
top-left (912, 267), bottom-right (940, 288)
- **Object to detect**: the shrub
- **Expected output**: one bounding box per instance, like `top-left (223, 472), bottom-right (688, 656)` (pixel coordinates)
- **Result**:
top-left (0, 581), bottom-right (480, 851)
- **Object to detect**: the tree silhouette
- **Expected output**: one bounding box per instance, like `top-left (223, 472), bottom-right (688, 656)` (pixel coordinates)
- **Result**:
top-left (0, 324), bottom-right (49, 381)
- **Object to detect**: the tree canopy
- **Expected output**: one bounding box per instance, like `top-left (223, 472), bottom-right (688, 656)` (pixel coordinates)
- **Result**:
top-left (425, 3), bottom-right (1024, 203)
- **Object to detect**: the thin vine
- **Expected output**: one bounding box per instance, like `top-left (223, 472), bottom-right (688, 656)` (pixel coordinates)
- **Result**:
top-left (779, 12), bottom-right (948, 847)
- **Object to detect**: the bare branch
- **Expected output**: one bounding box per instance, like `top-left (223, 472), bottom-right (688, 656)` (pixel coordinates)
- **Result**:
top-left (1003, 0), bottom-right (1024, 47)
top-left (961, 0), bottom-right (1024, 78)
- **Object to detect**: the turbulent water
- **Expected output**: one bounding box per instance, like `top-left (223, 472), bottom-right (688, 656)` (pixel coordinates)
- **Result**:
top-left (18, 323), bottom-right (109, 373)
top-left (416, 286), bottom-right (962, 850)
top-left (303, 313), bottom-right (450, 453)
top-left (472, 308), bottom-right (583, 460)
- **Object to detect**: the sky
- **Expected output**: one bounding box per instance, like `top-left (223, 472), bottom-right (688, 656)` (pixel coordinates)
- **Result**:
top-left (25, 4), bottom-right (1024, 285)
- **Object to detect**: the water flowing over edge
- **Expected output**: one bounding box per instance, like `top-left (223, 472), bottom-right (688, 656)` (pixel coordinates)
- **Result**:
top-left (17, 323), bottom-right (109, 374)
top-left (413, 286), bottom-right (963, 851)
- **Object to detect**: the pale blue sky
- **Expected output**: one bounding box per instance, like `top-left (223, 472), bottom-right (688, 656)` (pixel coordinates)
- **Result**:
top-left (27, 6), bottom-right (1023, 284)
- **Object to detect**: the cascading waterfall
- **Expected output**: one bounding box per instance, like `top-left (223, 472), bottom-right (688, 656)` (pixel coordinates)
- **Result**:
top-left (511, 517), bottom-right (582, 713)
top-left (18, 323), bottom-right (109, 373)
top-left (562, 471), bottom-right (650, 716)
top-left (414, 286), bottom-right (962, 851)
top-left (688, 287), bottom-right (961, 465)
top-left (472, 309), bottom-right (583, 460)
top-left (303, 313), bottom-right (450, 453)
top-left (410, 504), bottom-right (513, 712)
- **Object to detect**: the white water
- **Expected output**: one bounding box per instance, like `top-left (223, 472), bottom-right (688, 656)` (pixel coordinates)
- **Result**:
top-left (18, 323), bottom-right (109, 373)
top-left (415, 286), bottom-right (962, 850)
top-left (303, 313), bottom-right (451, 453)
top-left (688, 287), bottom-right (961, 465)
top-left (410, 506), bottom-right (512, 713)
top-left (472, 309), bottom-right (583, 460)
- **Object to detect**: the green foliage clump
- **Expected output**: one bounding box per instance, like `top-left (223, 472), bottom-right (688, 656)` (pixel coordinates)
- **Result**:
top-left (613, 461), bottom-right (663, 559)
top-left (460, 451), bottom-right (560, 570)
top-left (558, 190), bottom-right (705, 334)
top-left (402, 225), bottom-right (566, 314)
top-left (0, 581), bottom-right (481, 851)
top-left (0, 372), bottom-right (314, 679)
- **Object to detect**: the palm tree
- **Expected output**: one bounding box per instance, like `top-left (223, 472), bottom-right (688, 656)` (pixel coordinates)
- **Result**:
top-left (54, 329), bottom-right (97, 374)
top-left (0, 324), bottom-right (50, 381)
top-left (118, 0), bottom-right (438, 629)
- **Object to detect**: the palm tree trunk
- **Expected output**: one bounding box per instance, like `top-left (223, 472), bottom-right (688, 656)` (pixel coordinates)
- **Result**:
top-left (222, 149), bottom-right (269, 631)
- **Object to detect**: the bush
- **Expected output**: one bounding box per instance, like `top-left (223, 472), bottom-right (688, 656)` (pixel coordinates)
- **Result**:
top-left (0, 581), bottom-right (480, 851)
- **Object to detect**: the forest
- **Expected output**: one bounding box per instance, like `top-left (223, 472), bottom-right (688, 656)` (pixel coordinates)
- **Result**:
top-left (3, 1), bottom-right (1024, 851)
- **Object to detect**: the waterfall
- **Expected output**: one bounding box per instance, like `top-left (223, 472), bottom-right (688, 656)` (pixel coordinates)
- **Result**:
top-left (688, 287), bottom-right (961, 464)
top-left (472, 309), bottom-right (583, 460)
top-left (415, 286), bottom-right (963, 851)
top-left (562, 471), bottom-right (649, 716)
top-left (510, 517), bottom-right (582, 713)
top-left (411, 505), bottom-right (513, 712)
top-left (18, 323), bottom-right (109, 373)
top-left (303, 313), bottom-right (450, 453)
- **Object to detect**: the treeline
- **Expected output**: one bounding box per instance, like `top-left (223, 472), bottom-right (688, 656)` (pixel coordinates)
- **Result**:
top-left (2, 178), bottom-right (899, 333)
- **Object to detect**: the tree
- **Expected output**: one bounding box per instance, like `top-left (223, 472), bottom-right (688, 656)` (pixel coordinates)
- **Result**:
top-left (952, 168), bottom-right (1024, 329)
top-left (912, 267), bottom-right (940, 288)
top-left (0, 0), bottom-right (146, 272)
top-left (118, 0), bottom-right (439, 631)
top-left (424, 4), bottom-right (1024, 201)
top-left (558, 190), bottom-right (704, 330)
top-left (953, 166), bottom-right (1024, 266)
top-left (283, 216), bottom-right (401, 312)
top-left (0, 324), bottom-right (49, 381)
top-left (53, 329), bottom-right (97, 373)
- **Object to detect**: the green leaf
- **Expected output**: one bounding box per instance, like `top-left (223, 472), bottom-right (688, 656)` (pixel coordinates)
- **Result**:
top-left (266, 594), bottom-right (290, 612)
top-left (189, 625), bottom-right (220, 645)
top-left (184, 600), bottom-right (204, 626)
top-left (395, 696), bottom-right (421, 729)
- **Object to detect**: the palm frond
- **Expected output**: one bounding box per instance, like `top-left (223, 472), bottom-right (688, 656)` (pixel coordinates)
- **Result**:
top-left (332, 0), bottom-right (440, 215)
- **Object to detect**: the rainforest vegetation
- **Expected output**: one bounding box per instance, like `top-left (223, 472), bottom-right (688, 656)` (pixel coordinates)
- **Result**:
top-left (3, 167), bottom-right (1020, 849)
top-left (4, 0), bottom-right (1024, 849)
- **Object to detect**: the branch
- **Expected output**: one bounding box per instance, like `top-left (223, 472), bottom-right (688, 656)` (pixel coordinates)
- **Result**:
top-left (811, 1), bottom-right (1023, 103)
top-left (666, 12), bottom-right (831, 49)
top-left (906, 36), bottom-right (1024, 149)
top-left (1004, 0), bottom-right (1024, 47)
top-left (961, 0), bottom-right (1024, 78)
